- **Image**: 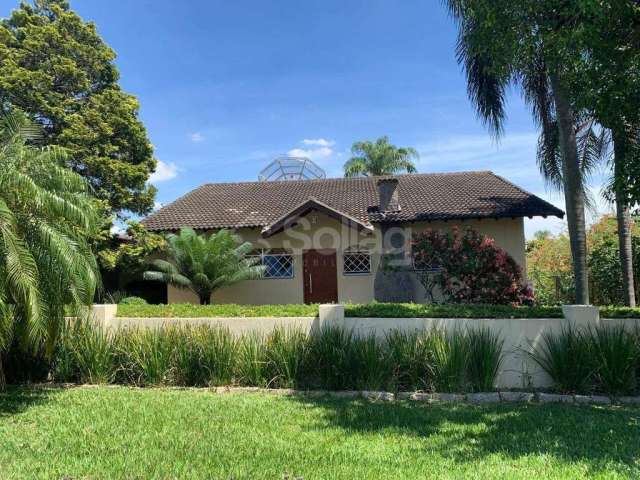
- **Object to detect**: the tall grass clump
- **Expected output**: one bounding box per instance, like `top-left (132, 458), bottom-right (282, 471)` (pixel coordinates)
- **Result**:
top-left (529, 326), bottom-right (594, 393)
top-left (308, 326), bottom-right (355, 390)
top-left (116, 328), bottom-right (178, 386)
top-left (236, 332), bottom-right (267, 387)
top-left (192, 326), bottom-right (237, 386)
top-left (385, 330), bottom-right (432, 391)
top-left (467, 326), bottom-right (504, 392)
top-left (54, 320), bottom-right (116, 384)
top-left (428, 329), bottom-right (469, 392)
top-left (350, 333), bottom-right (390, 391)
top-left (589, 325), bottom-right (638, 395)
top-left (263, 327), bottom-right (308, 388)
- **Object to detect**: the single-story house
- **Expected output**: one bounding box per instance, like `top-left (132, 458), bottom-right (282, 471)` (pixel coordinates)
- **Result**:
top-left (142, 171), bottom-right (563, 304)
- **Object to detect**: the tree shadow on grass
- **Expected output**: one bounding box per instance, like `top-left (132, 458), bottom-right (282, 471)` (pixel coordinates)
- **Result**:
top-left (289, 396), bottom-right (640, 477)
top-left (0, 386), bottom-right (61, 417)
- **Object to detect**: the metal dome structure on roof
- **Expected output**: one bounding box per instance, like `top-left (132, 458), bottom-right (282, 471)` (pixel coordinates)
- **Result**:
top-left (258, 155), bottom-right (326, 181)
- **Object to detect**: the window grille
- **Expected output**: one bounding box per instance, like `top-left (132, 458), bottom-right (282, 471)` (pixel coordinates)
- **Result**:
top-left (343, 249), bottom-right (371, 275)
top-left (249, 249), bottom-right (294, 279)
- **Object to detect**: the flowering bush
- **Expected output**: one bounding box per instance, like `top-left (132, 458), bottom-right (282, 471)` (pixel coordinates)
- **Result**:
top-left (412, 227), bottom-right (534, 305)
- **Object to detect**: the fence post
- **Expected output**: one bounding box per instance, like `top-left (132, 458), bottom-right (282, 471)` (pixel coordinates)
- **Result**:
top-left (318, 304), bottom-right (344, 329)
top-left (562, 304), bottom-right (600, 328)
top-left (91, 304), bottom-right (118, 328)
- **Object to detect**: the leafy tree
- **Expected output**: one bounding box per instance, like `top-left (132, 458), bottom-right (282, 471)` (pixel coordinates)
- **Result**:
top-left (413, 227), bottom-right (533, 305)
top-left (0, 112), bottom-right (99, 385)
top-left (343, 136), bottom-right (418, 177)
top-left (588, 215), bottom-right (640, 306)
top-left (0, 0), bottom-right (157, 217)
top-left (573, 2), bottom-right (640, 308)
top-left (526, 231), bottom-right (575, 305)
top-left (143, 228), bottom-right (265, 305)
top-left (98, 221), bottom-right (167, 283)
top-left (446, 0), bottom-right (592, 303)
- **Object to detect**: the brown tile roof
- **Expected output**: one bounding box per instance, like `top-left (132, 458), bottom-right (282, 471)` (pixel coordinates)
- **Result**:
top-left (141, 171), bottom-right (564, 231)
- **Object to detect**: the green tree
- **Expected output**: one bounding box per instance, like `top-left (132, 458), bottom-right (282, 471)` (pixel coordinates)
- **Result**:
top-left (0, 112), bottom-right (99, 385)
top-left (565, 2), bottom-right (640, 307)
top-left (343, 136), bottom-right (418, 177)
top-left (0, 0), bottom-right (157, 217)
top-left (446, 0), bottom-right (592, 303)
top-left (143, 229), bottom-right (265, 305)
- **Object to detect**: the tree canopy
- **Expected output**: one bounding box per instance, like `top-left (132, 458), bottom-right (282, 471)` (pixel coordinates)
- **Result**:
top-left (0, 0), bottom-right (156, 217)
top-left (343, 136), bottom-right (418, 177)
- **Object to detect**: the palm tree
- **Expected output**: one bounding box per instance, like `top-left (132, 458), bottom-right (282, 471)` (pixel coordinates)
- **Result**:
top-left (541, 120), bottom-right (637, 307)
top-left (446, 2), bottom-right (591, 303)
top-left (143, 228), bottom-right (265, 305)
top-left (343, 136), bottom-right (419, 177)
top-left (0, 112), bottom-right (99, 385)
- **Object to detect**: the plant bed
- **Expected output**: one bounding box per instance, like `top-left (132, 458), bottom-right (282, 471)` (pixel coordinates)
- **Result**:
top-left (116, 302), bottom-right (640, 319)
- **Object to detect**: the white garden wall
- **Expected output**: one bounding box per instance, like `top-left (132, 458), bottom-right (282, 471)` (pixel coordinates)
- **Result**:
top-left (93, 304), bottom-right (640, 389)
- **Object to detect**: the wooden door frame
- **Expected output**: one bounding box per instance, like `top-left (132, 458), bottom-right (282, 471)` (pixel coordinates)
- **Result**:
top-left (302, 249), bottom-right (338, 304)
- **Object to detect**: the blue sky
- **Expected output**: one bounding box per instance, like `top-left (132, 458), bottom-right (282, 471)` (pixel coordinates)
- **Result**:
top-left (3, 0), bottom-right (612, 237)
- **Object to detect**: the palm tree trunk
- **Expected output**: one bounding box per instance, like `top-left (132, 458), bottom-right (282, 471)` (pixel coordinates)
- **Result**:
top-left (612, 128), bottom-right (636, 307)
top-left (549, 72), bottom-right (590, 304)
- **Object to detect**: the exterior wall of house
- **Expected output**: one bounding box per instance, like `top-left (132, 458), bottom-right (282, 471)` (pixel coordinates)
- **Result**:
top-left (166, 213), bottom-right (526, 305)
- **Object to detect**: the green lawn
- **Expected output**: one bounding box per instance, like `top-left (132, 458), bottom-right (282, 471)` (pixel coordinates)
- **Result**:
top-left (1, 387), bottom-right (639, 479)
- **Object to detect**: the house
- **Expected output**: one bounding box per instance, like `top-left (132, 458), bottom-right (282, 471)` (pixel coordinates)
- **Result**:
top-left (142, 172), bottom-right (563, 304)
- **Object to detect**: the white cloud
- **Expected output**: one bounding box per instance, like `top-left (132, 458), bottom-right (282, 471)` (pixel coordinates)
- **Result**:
top-left (190, 132), bottom-right (204, 143)
top-left (288, 146), bottom-right (334, 160)
top-left (287, 138), bottom-right (337, 162)
top-left (302, 138), bottom-right (335, 147)
top-left (149, 160), bottom-right (179, 183)
top-left (153, 201), bottom-right (163, 211)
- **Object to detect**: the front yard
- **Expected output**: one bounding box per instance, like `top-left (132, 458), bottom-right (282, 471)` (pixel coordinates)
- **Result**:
top-left (1, 386), bottom-right (639, 479)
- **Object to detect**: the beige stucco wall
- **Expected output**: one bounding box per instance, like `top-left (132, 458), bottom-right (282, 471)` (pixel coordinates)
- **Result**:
top-left (167, 213), bottom-right (526, 305)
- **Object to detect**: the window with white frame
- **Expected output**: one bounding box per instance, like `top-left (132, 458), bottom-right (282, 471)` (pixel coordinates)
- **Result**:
top-left (343, 248), bottom-right (371, 275)
top-left (250, 249), bottom-right (294, 279)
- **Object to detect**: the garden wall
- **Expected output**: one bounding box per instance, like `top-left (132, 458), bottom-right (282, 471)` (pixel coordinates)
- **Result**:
top-left (92, 304), bottom-right (640, 389)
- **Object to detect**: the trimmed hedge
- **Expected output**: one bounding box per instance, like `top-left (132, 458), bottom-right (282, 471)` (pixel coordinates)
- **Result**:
top-left (116, 302), bottom-right (640, 319)
top-left (117, 303), bottom-right (319, 318)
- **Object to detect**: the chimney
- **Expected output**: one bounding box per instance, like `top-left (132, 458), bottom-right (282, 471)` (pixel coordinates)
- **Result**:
top-left (377, 178), bottom-right (401, 212)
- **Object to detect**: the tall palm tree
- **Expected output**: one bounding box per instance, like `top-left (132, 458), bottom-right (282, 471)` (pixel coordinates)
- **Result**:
top-left (143, 228), bottom-right (265, 305)
top-left (343, 136), bottom-right (419, 177)
top-left (542, 120), bottom-right (637, 307)
top-left (447, 1), bottom-right (591, 303)
top-left (0, 112), bottom-right (99, 385)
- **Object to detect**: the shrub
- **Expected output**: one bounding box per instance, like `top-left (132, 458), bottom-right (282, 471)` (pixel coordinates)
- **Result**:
top-left (119, 296), bottom-right (148, 305)
top-left (412, 227), bottom-right (534, 305)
